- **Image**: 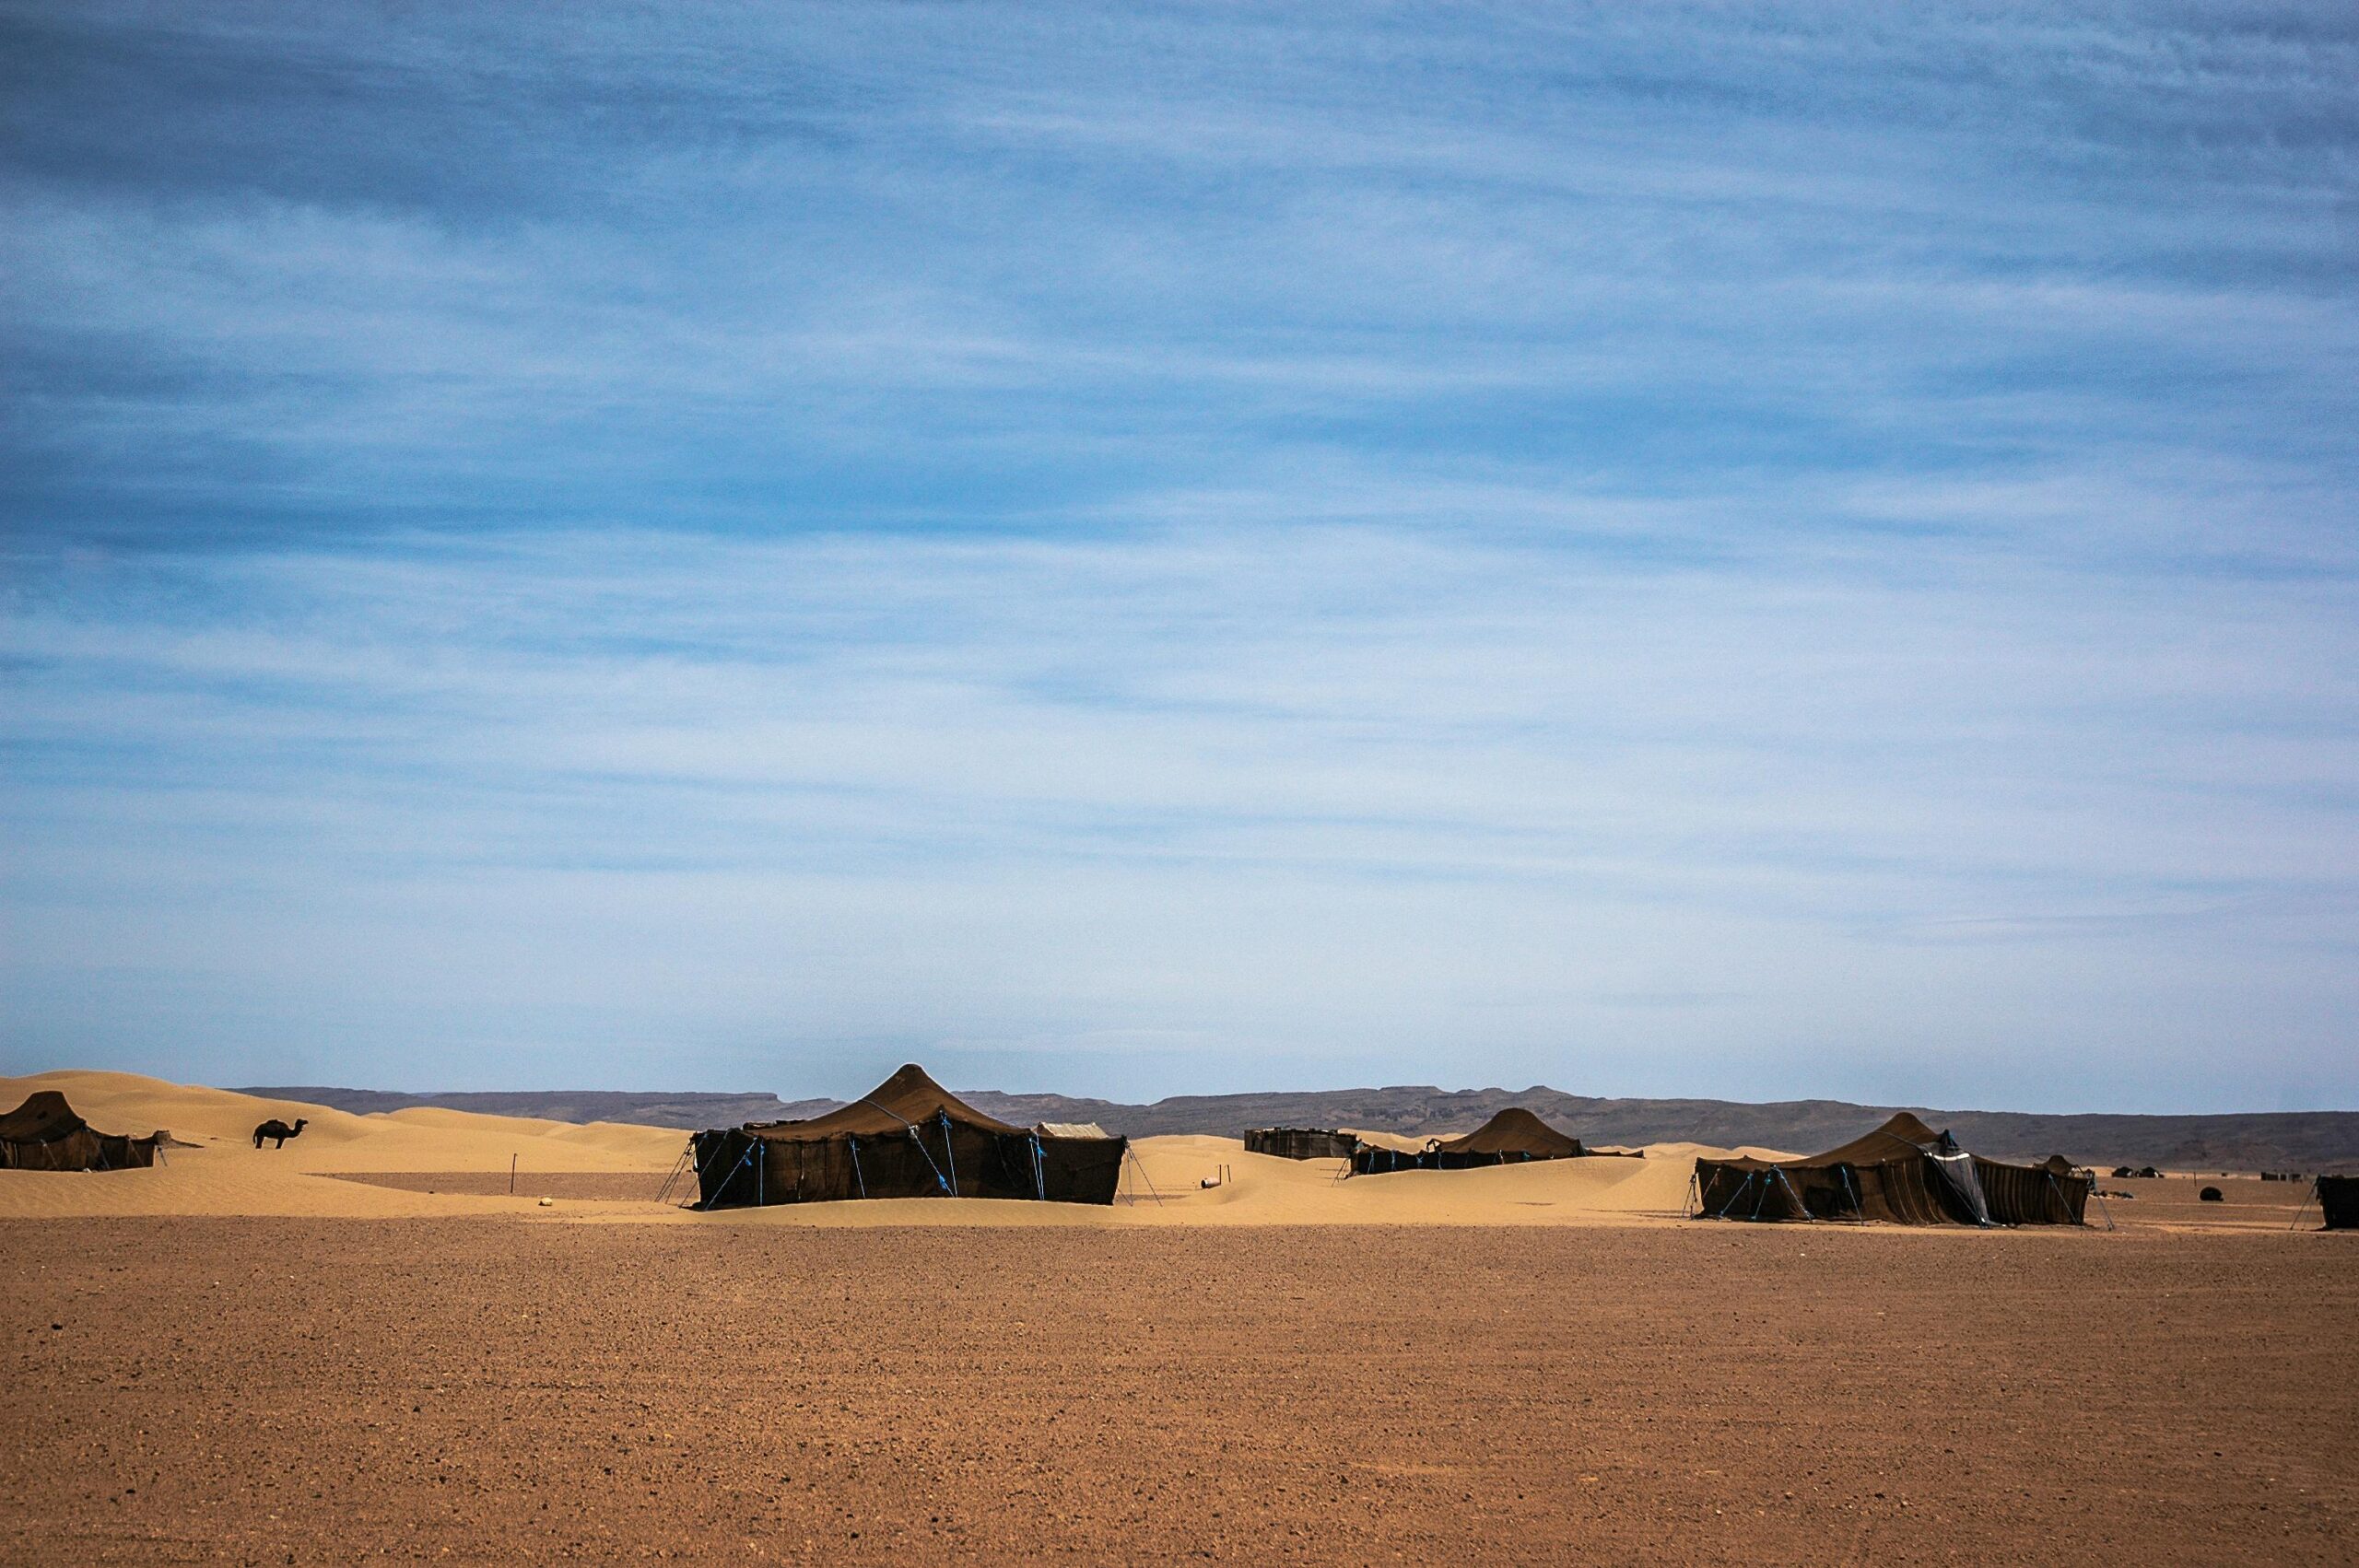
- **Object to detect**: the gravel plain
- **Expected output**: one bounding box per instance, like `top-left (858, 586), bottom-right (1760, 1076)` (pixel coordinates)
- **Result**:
top-left (5, 1217), bottom-right (2354, 1565)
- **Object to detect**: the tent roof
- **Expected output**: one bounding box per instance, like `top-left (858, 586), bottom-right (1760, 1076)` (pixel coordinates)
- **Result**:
top-left (1702, 1113), bottom-right (1947, 1173)
top-left (1800, 1112), bottom-right (1946, 1168)
top-left (0, 1091), bottom-right (89, 1145)
top-left (1433, 1107), bottom-right (1584, 1158)
top-left (1034, 1121), bottom-right (1112, 1140)
top-left (744, 1064), bottom-right (1023, 1142)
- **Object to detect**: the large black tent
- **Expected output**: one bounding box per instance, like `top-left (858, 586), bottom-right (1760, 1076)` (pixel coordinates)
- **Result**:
top-left (688, 1064), bottom-right (1126, 1209)
top-left (2316, 1176), bottom-right (2359, 1231)
top-left (1691, 1113), bottom-right (2088, 1226)
top-left (0, 1092), bottom-right (159, 1172)
top-left (1348, 1108), bottom-right (1623, 1176)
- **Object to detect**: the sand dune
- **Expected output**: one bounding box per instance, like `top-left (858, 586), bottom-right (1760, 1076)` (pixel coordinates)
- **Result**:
top-left (0, 1071), bottom-right (689, 1221)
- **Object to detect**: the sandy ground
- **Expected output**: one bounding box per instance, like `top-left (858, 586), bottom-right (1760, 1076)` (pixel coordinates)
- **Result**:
top-left (4, 1220), bottom-right (2353, 1566)
top-left (6, 1071), bottom-right (2354, 1563)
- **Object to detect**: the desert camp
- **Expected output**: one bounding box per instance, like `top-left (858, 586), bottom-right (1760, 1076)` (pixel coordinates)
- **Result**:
top-left (0, 1091), bottom-right (159, 1172)
top-left (1347, 1106), bottom-right (1616, 1175)
top-left (1689, 1112), bottom-right (2091, 1225)
top-left (687, 1063), bottom-right (1128, 1208)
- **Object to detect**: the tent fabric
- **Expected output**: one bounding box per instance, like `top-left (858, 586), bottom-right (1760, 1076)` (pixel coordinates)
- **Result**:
top-left (1245, 1128), bottom-right (1360, 1161)
top-left (2318, 1176), bottom-right (2359, 1231)
top-left (1033, 1122), bottom-right (1113, 1141)
top-left (1434, 1108), bottom-right (1586, 1160)
top-left (1692, 1115), bottom-right (2089, 1226)
top-left (0, 1092), bottom-right (160, 1172)
top-left (1348, 1108), bottom-right (1618, 1175)
top-left (689, 1065), bottom-right (1124, 1208)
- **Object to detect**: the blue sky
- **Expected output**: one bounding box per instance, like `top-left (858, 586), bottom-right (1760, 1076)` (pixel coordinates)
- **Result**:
top-left (3, 2), bottom-right (2355, 1109)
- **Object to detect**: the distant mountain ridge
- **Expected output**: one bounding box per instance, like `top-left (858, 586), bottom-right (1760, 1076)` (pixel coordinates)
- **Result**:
top-left (242, 1082), bottom-right (2359, 1168)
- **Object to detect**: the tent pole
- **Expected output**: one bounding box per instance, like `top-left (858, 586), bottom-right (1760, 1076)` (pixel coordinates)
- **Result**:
top-left (654, 1141), bottom-right (692, 1205)
top-left (1121, 1143), bottom-right (1166, 1204)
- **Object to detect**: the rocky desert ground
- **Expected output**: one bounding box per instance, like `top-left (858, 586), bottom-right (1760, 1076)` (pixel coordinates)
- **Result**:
top-left (4, 1071), bottom-right (2353, 1565)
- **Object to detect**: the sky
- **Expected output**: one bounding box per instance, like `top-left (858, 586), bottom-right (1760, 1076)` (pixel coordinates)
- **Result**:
top-left (3, 2), bottom-right (2355, 1111)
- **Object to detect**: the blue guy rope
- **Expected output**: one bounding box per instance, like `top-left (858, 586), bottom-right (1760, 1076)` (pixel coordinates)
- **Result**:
top-left (940, 1110), bottom-right (958, 1197)
top-left (849, 1135), bottom-right (867, 1199)
top-left (902, 1125), bottom-right (951, 1193)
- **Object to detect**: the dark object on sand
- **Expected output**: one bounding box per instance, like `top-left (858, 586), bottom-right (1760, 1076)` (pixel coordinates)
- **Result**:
top-left (2312, 1176), bottom-right (2358, 1230)
top-left (1348, 1107), bottom-right (1628, 1175)
top-left (0, 1093), bottom-right (159, 1171)
top-left (252, 1117), bottom-right (309, 1149)
top-left (2199, 1186), bottom-right (2224, 1203)
top-left (1246, 1127), bottom-right (1359, 1161)
top-left (687, 1064), bottom-right (1125, 1209)
top-left (1692, 1113), bottom-right (2090, 1226)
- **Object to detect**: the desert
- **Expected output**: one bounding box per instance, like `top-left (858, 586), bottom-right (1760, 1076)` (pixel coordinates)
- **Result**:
top-left (5, 1071), bottom-right (2354, 1565)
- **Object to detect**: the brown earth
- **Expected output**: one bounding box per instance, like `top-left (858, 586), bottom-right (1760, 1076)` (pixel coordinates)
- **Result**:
top-left (5, 1218), bottom-right (2354, 1566)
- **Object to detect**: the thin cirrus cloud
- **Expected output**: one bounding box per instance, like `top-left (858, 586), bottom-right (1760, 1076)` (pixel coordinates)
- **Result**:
top-left (1, 2), bottom-right (2354, 1108)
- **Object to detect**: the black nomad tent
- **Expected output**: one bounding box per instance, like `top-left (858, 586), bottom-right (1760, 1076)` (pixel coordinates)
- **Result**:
top-left (2315, 1176), bottom-right (2359, 1231)
top-left (688, 1064), bottom-right (1126, 1209)
top-left (1691, 1113), bottom-right (2089, 1226)
top-left (1348, 1108), bottom-right (1620, 1176)
top-left (0, 1092), bottom-right (159, 1172)
top-left (1244, 1128), bottom-right (1360, 1161)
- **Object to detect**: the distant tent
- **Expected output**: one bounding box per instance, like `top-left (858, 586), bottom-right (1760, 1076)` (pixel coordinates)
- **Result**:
top-left (2316, 1176), bottom-right (2359, 1231)
top-left (687, 1065), bottom-right (1125, 1209)
top-left (0, 1092), bottom-right (159, 1172)
top-left (1691, 1113), bottom-right (2089, 1226)
top-left (1245, 1128), bottom-right (1359, 1161)
top-left (1348, 1108), bottom-right (1615, 1176)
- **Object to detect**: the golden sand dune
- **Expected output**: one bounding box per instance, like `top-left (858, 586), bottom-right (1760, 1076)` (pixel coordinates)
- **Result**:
top-left (0, 1069), bottom-right (1795, 1225)
top-left (0, 1071), bottom-right (688, 1221)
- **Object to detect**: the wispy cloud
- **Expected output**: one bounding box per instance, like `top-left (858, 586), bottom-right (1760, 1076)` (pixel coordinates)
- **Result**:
top-left (5, 526), bottom-right (2354, 1106)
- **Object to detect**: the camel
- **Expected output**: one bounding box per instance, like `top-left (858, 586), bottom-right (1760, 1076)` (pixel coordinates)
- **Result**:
top-left (252, 1117), bottom-right (308, 1150)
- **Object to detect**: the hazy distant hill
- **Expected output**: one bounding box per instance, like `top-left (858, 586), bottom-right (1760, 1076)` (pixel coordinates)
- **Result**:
top-left (958, 1086), bottom-right (2359, 1168)
top-left (248, 1082), bottom-right (2359, 1168)
top-left (239, 1087), bottom-right (839, 1131)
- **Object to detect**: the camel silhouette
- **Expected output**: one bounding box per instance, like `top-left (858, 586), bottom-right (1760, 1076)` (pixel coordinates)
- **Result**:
top-left (252, 1117), bottom-right (308, 1150)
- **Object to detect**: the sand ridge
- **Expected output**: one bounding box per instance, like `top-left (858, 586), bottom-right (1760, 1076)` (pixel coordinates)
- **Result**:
top-left (0, 1071), bottom-right (688, 1221)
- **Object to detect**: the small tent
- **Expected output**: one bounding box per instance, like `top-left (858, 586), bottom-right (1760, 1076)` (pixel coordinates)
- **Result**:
top-left (1349, 1108), bottom-right (1611, 1175)
top-left (2316, 1175), bottom-right (2359, 1231)
top-left (1691, 1113), bottom-right (2088, 1226)
top-left (0, 1092), bottom-right (159, 1172)
top-left (1244, 1128), bottom-right (1359, 1161)
top-left (688, 1064), bottom-right (1126, 1209)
